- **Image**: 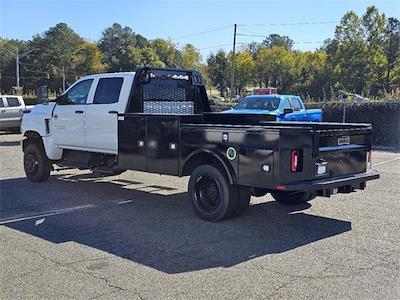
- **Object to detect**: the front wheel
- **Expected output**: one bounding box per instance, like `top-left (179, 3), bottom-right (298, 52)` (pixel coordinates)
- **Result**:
top-left (23, 143), bottom-right (51, 182)
top-left (188, 165), bottom-right (238, 222)
top-left (271, 191), bottom-right (317, 205)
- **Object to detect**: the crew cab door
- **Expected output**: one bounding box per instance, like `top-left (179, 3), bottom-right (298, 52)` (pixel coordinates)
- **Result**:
top-left (287, 97), bottom-right (308, 121)
top-left (85, 76), bottom-right (129, 154)
top-left (52, 79), bottom-right (94, 149)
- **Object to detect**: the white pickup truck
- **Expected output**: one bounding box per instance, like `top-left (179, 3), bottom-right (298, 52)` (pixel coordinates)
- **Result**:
top-left (0, 95), bottom-right (33, 130)
top-left (21, 67), bottom-right (378, 222)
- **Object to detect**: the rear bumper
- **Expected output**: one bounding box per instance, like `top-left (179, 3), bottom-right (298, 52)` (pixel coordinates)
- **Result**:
top-left (281, 170), bottom-right (379, 195)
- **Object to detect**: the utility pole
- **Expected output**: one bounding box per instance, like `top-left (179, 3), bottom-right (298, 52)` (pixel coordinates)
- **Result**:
top-left (16, 46), bottom-right (20, 94)
top-left (230, 24), bottom-right (237, 101)
top-left (62, 66), bottom-right (66, 92)
top-left (14, 47), bottom-right (39, 95)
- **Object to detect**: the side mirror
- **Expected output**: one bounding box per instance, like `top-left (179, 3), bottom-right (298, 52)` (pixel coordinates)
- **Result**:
top-left (56, 94), bottom-right (69, 105)
top-left (283, 108), bottom-right (294, 115)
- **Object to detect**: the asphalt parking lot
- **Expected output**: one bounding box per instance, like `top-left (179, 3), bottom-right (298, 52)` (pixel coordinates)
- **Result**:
top-left (1, 132), bottom-right (399, 299)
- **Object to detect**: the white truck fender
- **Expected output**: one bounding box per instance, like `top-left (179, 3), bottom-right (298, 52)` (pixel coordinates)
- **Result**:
top-left (21, 103), bottom-right (63, 160)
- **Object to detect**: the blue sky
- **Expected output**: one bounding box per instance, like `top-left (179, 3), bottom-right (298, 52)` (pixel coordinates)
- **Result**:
top-left (1, 0), bottom-right (399, 58)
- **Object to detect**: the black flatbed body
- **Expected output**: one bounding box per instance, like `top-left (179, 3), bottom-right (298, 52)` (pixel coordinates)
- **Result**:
top-left (117, 68), bottom-right (378, 196)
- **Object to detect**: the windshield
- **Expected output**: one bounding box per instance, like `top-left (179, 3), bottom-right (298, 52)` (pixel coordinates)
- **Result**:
top-left (234, 97), bottom-right (280, 110)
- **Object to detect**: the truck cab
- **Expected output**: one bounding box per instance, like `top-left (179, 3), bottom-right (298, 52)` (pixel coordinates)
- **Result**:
top-left (22, 72), bottom-right (135, 158)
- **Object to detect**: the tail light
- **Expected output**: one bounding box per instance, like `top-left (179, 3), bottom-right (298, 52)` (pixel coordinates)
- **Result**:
top-left (291, 149), bottom-right (301, 172)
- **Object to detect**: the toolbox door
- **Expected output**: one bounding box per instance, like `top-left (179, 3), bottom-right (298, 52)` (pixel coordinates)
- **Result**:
top-left (118, 115), bottom-right (147, 171)
top-left (147, 116), bottom-right (180, 175)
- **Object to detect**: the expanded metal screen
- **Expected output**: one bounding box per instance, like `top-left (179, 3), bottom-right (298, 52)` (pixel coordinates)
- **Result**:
top-left (142, 70), bottom-right (195, 114)
top-left (143, 101), bottom-right (194, 114)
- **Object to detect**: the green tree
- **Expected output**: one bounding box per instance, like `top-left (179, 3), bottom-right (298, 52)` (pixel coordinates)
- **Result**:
top-left (362, 6), bottom-right (388, 95)
top-left (326, 7), bottom-right (390, 96)
top-left (127, 46), bottom-right (165, 69)
top-left (385, 18), bottom-right (400, 90)
top-left (263, 34), bottom-right (294, 51)
top-left (292, 50), bottom-right (329, 99)
top-left (326, 11), bottom-right (369, 94)
top-left (72, 42), bottom-right (106, 75)
top-left (98, 23), bottom-right (149, 71)
top-left (207, 50), bottom-right (228, 97)
top-left (228, 50), bottom-right (256, 95)
top-left (255, 46), bottom-right (295, 93)
top-left (23, 23), bottom-right (85, 90)
top-left (150, 38), bottom-right (182, 68)
top-left (182, 44), bottom-right (201, 69)
top-left (0, 38), bottom-right (29, 92)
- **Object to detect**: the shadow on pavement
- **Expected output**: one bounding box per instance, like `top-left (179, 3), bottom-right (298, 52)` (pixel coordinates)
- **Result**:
top-left (1, 173), bottom-right (351, 274)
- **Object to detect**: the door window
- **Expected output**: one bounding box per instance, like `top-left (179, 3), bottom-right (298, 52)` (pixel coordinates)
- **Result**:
top-left (280, 98), bottom-right (291, 110)
top-left (0, 99), bottom-right (4, 107)
top-left (289, 98), bottom-right (302, 111)
top-left (66, 79), bottom-right (93, 104)
top-left (6, 97), bottom-right (21, 107)
top-left (93, 77), bottom-right (124, 104)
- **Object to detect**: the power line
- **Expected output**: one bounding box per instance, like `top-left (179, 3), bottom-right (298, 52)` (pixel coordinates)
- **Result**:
top-left (248, 21), bottom-right (338, 26)
top-left (237, 33), bottom-right (265, 38)
top-left (198, 42), bottom-right (249, 50)
top-left (198, 43), bottom-right (232, 50)
top-left (169, 21), bottom-right (337, 41)
top-left (170, 25), bottom-right (232, 40)
top-left (237, 33), bottom-right (324, 44)
top-left (239, 27), bottom-right (265, 35)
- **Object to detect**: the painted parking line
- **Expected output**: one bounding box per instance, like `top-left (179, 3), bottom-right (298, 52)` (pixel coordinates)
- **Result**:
top-left (374, 156), bottom-right (400, 166)
top-left (0, 204), bottom-right (95, 225)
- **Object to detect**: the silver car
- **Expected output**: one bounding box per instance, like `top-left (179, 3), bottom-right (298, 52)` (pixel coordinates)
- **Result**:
top-left (0, 95), bottom-right (32, 131)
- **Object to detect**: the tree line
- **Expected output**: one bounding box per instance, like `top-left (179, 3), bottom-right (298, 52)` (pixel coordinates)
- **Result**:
top-left (0, 6), bottom-right (399, 100)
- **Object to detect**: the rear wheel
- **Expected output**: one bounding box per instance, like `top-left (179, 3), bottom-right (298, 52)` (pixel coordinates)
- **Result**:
top-left (188, 165), bottom-right (238, 222)
top-left (23, 143), bottom-right (51, 182)
top-left (271, 191), bottom-right (317, 205)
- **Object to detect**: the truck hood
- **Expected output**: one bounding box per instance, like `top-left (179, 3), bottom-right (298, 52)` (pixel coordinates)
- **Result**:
top-left (21, 102), bottom-right (57, 136)
top-left (27, 102), bottom-right (56, 118)
top-left (221, 108), bottom-right (280, 115)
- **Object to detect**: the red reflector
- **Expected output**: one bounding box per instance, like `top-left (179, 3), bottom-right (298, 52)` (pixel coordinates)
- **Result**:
top-left (276, 185), bottom-right (286, 190)
top-left (291, 150), bottom-right (299, 172)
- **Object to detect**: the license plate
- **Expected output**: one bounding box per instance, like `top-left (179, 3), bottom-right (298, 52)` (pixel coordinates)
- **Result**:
top-left (316, 162), bottom-right (327, 175)
top-left (338, 136), bottom-right (350, 146)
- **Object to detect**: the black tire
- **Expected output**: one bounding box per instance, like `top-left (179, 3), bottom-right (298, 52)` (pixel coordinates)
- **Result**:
top-left (271, 191), bottom-right (317, 205)
top-left (188, 165), bottom-right (238, 222)
top-left (250, 187), bottom-right (268, 197)
top-left (23, 143), bottom-right (51, 182)
top-left (231, 186), bottom-right (251, 217)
